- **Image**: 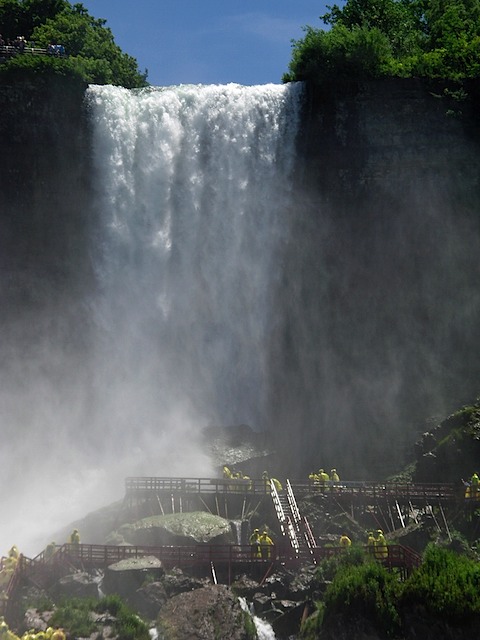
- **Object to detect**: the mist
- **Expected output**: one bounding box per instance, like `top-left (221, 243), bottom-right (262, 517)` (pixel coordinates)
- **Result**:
top-left (0, 82), bottom-right (304, 555)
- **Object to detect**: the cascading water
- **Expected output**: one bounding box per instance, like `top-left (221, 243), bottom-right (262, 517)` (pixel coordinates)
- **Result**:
top-left (0, 82), bottom-right (304, 554)
top-left (85, 82), bottom-right (303, 456)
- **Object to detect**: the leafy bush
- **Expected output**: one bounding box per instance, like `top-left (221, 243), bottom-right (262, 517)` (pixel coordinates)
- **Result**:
top-left (323, 561), bottom-right (401, 636)
top-left (284, 0), bottom-right (480, 83)
top-left (314, 545), bottom-right (368, 582)
top-left (401, 544), bottom-right (480, 620)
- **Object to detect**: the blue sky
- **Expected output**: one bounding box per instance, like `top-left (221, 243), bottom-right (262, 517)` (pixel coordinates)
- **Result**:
top-left (80, 1), bottom-right (329, 87)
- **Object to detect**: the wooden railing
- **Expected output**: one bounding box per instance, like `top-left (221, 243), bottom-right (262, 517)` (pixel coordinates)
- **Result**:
top-left (125, 476), bottom-right (270, 497)
top-left (21, 542), bottom-right (421, 576)
top-left (125, 476), bottom-right (465, 505)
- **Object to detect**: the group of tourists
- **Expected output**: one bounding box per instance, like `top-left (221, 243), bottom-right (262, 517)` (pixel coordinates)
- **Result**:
top-left (366, 529), bottom-right (388, 559)
top-left (0, 35), bottom-right (27, 51)
top-left (221, 467), bottom-right (283, 493)
top-left (0, 34), bottom-right (66, 57)
top-left (309, 467), bottom-right (341, 489)
top-left (337, 529), bottom-right (388, 559)
top-left (249, 528), bottom-right (275, 559)
top-left (0, 616), bottom-right (66, 640)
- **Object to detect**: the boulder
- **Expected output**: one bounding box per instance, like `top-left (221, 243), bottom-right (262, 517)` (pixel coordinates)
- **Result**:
top-left (117, 511), bottom-right (233, 546)
top-left (157, 584), bottom-right (254, 640)
top-left (102, 556), bottom-right (164, 600)
top-left (51, 571), bottom-right (100, 600)
top-left (131, 581), bottom-right (168, 620)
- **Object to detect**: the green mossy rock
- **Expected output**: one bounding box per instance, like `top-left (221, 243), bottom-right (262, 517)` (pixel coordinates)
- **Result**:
top-left (116, 512), bottom-right (234, 546)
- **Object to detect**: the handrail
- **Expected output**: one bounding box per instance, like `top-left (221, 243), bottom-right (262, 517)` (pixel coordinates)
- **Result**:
top-left (124, 477), bottom-right (461, 502)
top-left (0, 45), bottom-right (67, 58)
top-left (270, 482), bottom-right (301, 553)
top-left (18, 542), bottom-right (421, 576)
top-left (125, 476), bottom-right (269, 497)
top-left (290, 479), bottom-right (460, 502)
top-left (286, 479), bottom-right (301, 524)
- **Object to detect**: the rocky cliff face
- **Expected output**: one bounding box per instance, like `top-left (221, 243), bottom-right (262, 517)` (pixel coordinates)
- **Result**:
top-left (0, 73), bottom-right (93, 355)
top-left (268, 78), bottom-right (480, 478)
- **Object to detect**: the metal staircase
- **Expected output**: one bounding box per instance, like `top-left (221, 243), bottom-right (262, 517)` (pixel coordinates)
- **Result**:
top-left (270, 479), bottom-right (317, 560)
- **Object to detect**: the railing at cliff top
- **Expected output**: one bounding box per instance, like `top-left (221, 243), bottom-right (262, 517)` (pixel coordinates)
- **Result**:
top-left (0, 45), bottom-right (67, 58)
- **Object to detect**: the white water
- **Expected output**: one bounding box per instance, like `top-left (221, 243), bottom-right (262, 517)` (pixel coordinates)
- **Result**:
top-left (239, 597), bottom-right (277, 640)
top-left (0, 83), bottom-right (303, 555)
top-left (87, 82), bottom-right (303, 432)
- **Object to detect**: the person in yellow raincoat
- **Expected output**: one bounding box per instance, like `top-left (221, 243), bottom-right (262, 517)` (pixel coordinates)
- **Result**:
top-left (259, 530), bottom-right (274, 559)
top-left (375, 529), bottom-right (388, 560)
top-left (339, 533), bottom-right (352, 548)
top-left (249, 528), bottom-right (261, 559)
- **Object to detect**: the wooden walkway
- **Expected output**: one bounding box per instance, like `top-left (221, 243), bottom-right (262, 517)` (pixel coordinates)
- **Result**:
top-left (125, 476), bottom-right (466, 507)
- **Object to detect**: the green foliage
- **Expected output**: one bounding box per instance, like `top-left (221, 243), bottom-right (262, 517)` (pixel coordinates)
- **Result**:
top-left (50, 595), bottom-right (150, 640)
top-left (314, 545), bottom-right (367, 582)
top-left (283, 24), bottom-right (394, 82)
top-left (402, 543), bottom-right (480, 620)
top-left (95, 594), bottom-right (150, 640)
top-left (0, 0), bottom-right (148, 87)
top-left (324, 561), bottom-right (401, 635)
top-left (284, 0), bottom-right (480, 83)
top-left (50, 598), bottom-right (97, 637)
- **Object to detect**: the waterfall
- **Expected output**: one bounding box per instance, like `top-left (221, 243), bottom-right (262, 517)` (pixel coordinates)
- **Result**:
top-left (86, 82), bottom-right (303, 449)
top-left (0, 82), bottom-right (304, 554)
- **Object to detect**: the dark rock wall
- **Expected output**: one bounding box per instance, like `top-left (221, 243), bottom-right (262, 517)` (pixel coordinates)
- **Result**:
top-left (0, 74), bottom-right (93, 354)
top-left (268, 79), bottom-right (480, 478)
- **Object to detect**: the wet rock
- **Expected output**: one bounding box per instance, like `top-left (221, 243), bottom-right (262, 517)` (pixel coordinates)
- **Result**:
top-left (271, 601), bottom-right (307, 640)
top-left (102, 556), bottom-right (164, 600)
top-left (116, 512), bottom-right (233, 546)
top-left (157, 584), bottom-right (253, 640)
top-left (131, 581), bottom-right (168, 620)
top-left (51, 571), bottom-right (100, 600)
top-left (160, 567), bottom-right (209, 598)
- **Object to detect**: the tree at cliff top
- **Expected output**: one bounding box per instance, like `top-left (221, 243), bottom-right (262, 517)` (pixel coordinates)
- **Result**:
top-left (283, 0), bottom-right (480, 83)
top-left (0, 0), bottom-right (148, 87)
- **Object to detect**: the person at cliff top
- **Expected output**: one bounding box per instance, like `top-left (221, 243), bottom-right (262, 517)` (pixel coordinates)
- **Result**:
top-left (259, 530), bottom-right (274, 559)
top-left (330, 469), bottom-right (340, 482)
top-left (375, 529), bottom-right (388, 559)
top-left (339, 533), bottom-right (351, 548)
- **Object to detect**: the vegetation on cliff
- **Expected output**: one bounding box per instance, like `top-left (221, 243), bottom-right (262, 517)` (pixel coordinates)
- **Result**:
top-left (0, 0), bottom-right (147, 87)
top-left (283, 0), bottom-right (480, 83)
top-left (300, 544), bottom-right (480, 639)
